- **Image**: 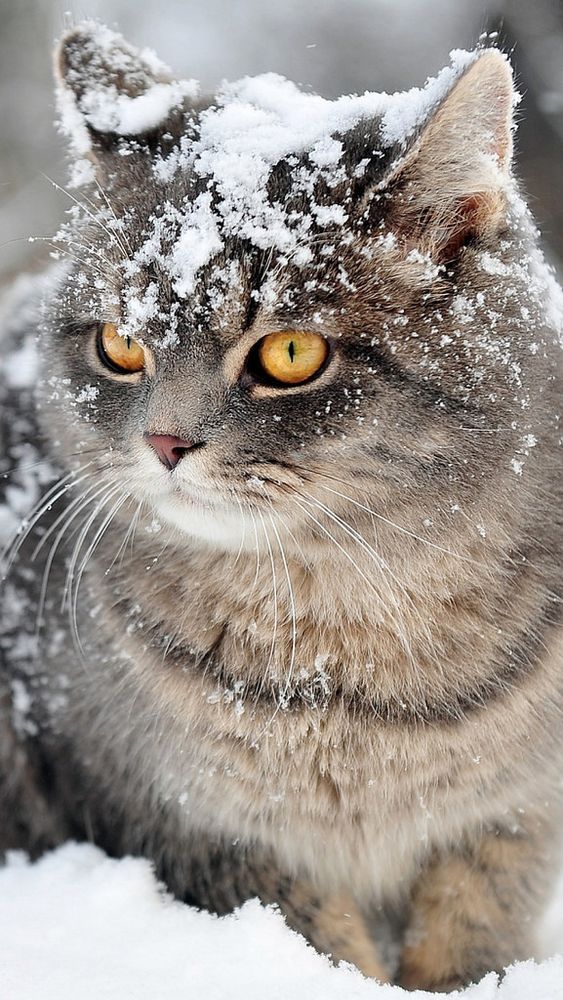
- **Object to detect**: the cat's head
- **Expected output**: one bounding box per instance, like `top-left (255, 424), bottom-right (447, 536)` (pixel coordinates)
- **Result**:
top-left (41, 22), bottom-right (556, 562)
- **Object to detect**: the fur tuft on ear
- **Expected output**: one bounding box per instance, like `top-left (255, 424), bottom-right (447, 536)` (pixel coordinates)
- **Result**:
top-left (54, 21), bottom-right (197, 164)
top-left (385, 50), bottom-right (517, 260)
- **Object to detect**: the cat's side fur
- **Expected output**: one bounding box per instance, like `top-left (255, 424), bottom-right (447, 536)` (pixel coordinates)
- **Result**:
top-left (0, 25), bottom-right (562, 991)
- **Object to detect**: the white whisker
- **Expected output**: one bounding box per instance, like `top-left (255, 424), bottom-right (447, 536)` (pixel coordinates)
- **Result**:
top-left (43, 174), bottom-right (130, 259)
top-left (70, 490), bottom-right (131, 655)
top-left (314, 478), bottom-right (481, 565)
top-left (297, 490), bottom-right (418, 668)
top-left (256, 508), bottom-right (279, 703)
top-left (62, 483), bottom-right (123, 617)
top-left (108, 499), bottom-right (144, 572)
top-left (34, 479), bottom-right (113, 635)
top-left (268, 508), bottom-right (297, 705)
top-left (1, 463), bottom-right (94, 579)
top-left (94, 178), bottom-right (133, 257)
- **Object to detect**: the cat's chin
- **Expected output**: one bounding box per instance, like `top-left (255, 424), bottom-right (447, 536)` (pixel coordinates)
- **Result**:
top-left (154, 491), bottom-right (251, 552)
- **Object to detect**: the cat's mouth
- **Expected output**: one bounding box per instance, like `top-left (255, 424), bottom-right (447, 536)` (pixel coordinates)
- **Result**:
top-left (146, 475), bottom-right (257, 551)
top-left (168, 480), bottom-right (226, 512)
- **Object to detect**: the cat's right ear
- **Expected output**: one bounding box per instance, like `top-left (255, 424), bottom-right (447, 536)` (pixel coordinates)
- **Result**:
top-left (54, 22), bottom-right (196, 178)
top-left (377, 50), bottom-right (516, 261)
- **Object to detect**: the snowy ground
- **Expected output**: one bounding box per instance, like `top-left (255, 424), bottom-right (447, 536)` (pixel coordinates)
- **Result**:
top-left (1, 844), bottom-right (563, 999)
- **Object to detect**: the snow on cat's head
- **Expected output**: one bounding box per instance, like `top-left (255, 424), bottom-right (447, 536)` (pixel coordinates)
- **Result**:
top-left (40, 21), bottom-right (560, 556)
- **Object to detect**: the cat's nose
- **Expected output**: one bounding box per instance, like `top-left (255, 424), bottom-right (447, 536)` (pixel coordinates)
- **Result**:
top-left (144, 433), bottom-right (203, 470)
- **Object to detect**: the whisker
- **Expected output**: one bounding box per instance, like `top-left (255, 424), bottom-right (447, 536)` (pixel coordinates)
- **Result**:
top-left (268, 508), bottom-right (297, 706)
top-left (249, 506), bottom-right (262, 589)
top-left (295, 489), bottom-right (417, 667)
top-left (62, 482), bottom-right (123, 615)
top-left (232, 495), bottom-right (248, 567)
top-left (287, 494), bottom-right (390, 616)
top-left (46, 243), bottom-right (115, 281)
top-left (1, 463), bottom-right (94, 580)
top-left (43, 174), bottom-right (130, 259)
top-left (94, 178), bottom-right (133, 257)
top-left (34, 479), bottom-right (113, 634)
top-left (108, 498), bottom-right (144, 572)
top-left (73, 178), bottom-right (131, 261)
top-left (268, 503), bottom-right (309, 566)
top-left (256, 508), bottom-right (279, 694)
top-left (30, 474), bottom-right (103, 563)
top-left (297, 469), bottom-right (483, 566)
top-left (70, 490), bottom-right (131, 655)
top-left (1, 456), bottom-right (58, 479)
top-left (29, 234), bottom-right (120, 275)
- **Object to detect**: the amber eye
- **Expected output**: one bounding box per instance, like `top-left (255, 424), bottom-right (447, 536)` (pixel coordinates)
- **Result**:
top-left (97, 322), bottom-right (145, 374)
top-left (256, 331), bottom-right (329, 385)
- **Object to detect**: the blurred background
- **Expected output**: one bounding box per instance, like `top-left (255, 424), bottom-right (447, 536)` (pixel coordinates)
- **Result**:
top-left (0, 0), bottom-right (562, 282)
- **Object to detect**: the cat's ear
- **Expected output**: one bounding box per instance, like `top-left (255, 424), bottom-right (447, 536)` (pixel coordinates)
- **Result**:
top-left (383, 50), bottom-right (516, 259)
top-left (54, 22), bottom-right (196, 174)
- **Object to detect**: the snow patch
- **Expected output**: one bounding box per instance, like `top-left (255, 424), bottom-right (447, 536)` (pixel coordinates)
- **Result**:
top-left (80, 79), bottom-right (198, 136)
top-left (58, 30), bottom-right (495, 312)
top-left (0, 844), bottom-right (562, 999)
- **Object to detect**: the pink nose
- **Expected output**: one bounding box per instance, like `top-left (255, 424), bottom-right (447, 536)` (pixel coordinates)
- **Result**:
top-left (144, 433), bottom-right (200, 470)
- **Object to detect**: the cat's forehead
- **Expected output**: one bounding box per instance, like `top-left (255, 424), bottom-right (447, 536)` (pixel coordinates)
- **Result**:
top-left (81, 127), bottom-right (388, 344)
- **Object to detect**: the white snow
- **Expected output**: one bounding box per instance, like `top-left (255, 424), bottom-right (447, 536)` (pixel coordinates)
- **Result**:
top-left (57, 21), bottom-right (199, 139)
top-left (147, 50), bottom-right (482, 278)
top-left (1, 843), bottom-right (563, 999)
top-left (58, 25), bottom-right (506, 314)
top-left (80, 79), bottom-right (198, 136)
top-left (169, 192), bottom-right (224, 298)
top-left (2, 336), bottom-right (38, 390)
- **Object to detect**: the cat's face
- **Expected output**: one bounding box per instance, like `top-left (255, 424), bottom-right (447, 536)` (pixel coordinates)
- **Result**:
top-left (42, 25), bottom-right (549, 558)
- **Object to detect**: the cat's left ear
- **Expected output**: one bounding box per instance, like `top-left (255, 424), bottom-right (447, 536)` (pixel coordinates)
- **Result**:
top-left (54, 22), bottom-right (196, 173)
top-left (382, 50), bottom-right (516, 259)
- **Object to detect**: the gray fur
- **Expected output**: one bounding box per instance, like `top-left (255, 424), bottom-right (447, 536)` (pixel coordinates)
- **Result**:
top-left (0, 26), bottom-right (561, 990)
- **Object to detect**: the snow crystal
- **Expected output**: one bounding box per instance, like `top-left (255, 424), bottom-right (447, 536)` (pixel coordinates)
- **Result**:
top-left (80, 79), bottom-right (198, 136)
top-left (379, 47), bottom-right (477, 144)
top-left (1, 843), bottom-right (563, 999)
top-left (478, 252), bottom-right (511, 277)
top-left (169, 193), bottom-right (223, 299)
top-left (74, 384), bottom-right (100, 404)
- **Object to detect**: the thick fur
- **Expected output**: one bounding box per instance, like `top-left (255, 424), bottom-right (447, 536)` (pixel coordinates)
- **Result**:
top-left (0, 28), bottom-right (561, 990)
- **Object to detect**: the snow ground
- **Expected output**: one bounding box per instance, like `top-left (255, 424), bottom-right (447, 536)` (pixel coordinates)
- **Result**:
top-left (1, 843), bottom-right (563, 999)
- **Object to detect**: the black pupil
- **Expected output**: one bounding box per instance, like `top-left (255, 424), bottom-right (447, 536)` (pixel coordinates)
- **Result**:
top-left (126, 336), bottom-right (131, 350)
top-left (288, 340), bottom-right (295, 362)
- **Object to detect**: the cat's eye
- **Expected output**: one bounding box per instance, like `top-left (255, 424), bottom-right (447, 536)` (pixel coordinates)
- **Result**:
top-left (97, 322), bottom-right (145, 374)
top-left (255, 331), bottom-right (329, 386)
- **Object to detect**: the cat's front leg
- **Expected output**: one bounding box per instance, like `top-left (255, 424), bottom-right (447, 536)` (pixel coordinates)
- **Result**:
top-left (180, 841), bottom-right (390, 980)
top-left (397, 816), bottom-right (557, 991)
top-left (272, 878), bottom-right (390, 981)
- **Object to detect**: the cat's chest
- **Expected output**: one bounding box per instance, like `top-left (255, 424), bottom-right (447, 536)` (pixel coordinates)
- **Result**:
top-left (139, 676), bottom-right (518, 897)
top-left (58, 548), bottom-right (549, 886)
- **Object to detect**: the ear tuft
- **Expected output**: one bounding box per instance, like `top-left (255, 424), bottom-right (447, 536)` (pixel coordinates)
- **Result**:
top-left (56, 22), bottom-right (171, 110)
top-left (55, 22), bottom-right (197, 145)
top-left (386, 50), bottom-right (517, 259)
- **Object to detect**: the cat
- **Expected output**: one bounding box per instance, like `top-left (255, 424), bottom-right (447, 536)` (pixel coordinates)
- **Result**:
top-left (0, 21), bottom-right (562, 991)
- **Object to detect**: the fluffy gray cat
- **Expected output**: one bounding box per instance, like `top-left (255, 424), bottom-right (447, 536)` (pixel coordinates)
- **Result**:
top-left (1, 23), bottom-right (562, 991)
